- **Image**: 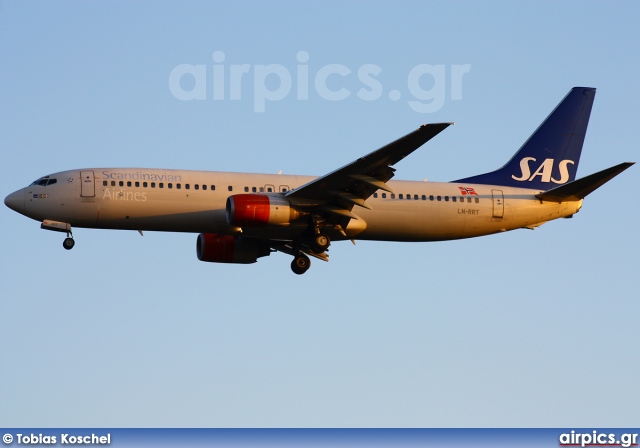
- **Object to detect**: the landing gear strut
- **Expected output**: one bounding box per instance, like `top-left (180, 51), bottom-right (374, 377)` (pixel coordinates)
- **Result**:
top-left (62, 229), bottom-right (74, 250)
top-left (291, 253), bottom-right (311, 275)
top-left (309, 215), bottom-right (331, 253)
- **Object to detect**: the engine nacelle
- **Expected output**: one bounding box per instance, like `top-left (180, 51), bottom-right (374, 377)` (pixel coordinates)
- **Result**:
top-left (226, 194), bottom-right (299, 227)
top-left (196, 233), bottom-right (270, 264)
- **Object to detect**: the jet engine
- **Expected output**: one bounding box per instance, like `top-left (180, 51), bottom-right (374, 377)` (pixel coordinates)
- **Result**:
top-left (196, 233), bottom-right (270, 264)
top-left (226, 194), bottom-right (300, 227)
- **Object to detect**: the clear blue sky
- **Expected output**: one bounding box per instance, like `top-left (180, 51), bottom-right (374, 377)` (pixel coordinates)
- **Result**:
top-left (1, 1), bottom-right (638, 427)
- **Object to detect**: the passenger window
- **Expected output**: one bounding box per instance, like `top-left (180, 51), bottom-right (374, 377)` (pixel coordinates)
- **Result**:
top-left (119, 181), bottom-right (124, 187)
top-left (159, 183), bottom-right (164, 188)
top-left (406, 194), bottom-right (410, 200)
top-left (267, 187), bottom-right (273, 192)
top-left (452, 196), bottom-right (456, 202)
top-left (103, 181), bottom-right (108, 186)
top-left (151, 182), bottom-right (156, 188)
top-left (391, 194), bottom-right (396, 199)
top-left (111, 181), bottom-right (116, 186)
top-left (176, 184), bottom-right (181, 189)
top-left (467, 197), bottom-right (472, 203)
top-left (228, 186), bottom-right (233, 191)
top-left (422, 195), bottom-right (426, 200)
top-left (244, 186), bottom-right (249, 192)
top-left (382, 193), bottom-right (387, 198)
top-left (437, 196), bottom-right (442, 201)
top-left (414, 194), bottom-right (419, 200)
top-left (429, 195), bottom-right (434, 201)
top-left (168, 183), bottom-right (173, 189)
top-left (373, 193), bottom-right (378, 198)
top-left (135, 181), bottom-right (140, 187)
top-left (211, 185), bottom-right (215, 191)
top-left (185, 184), bottom-right (190, 190)
top-left (194, 184), bottom-right (199, 190)
top-left (475, 198), bottom-right (479, 203)
top-left (399, 194), bottom-right (403, 199)
top-left (252, 187), bottom-right (257, 192)
top-left (202, 185), bottom-right (207, 191)
top-left (143, 182), bottom-right (147, 188)
top-left (126, 181), bottom-right (131, 187)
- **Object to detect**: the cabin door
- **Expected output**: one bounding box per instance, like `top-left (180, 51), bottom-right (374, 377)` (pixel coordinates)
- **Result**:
top-left (491, 189), bottom-right (504, 218)
top-left (80, 170), bottom-right (95, 198)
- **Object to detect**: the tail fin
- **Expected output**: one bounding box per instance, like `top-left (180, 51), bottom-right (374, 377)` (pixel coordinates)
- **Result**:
top-left (454, 87), bottom-right (596, 190)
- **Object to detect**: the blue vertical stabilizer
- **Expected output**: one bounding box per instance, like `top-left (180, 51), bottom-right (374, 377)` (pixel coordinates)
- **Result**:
top-left (454, 87), bottom-right (596, 190)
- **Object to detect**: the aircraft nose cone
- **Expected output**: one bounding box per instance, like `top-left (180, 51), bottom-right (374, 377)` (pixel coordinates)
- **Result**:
top-left (4, 189), bottom-right (25, 214)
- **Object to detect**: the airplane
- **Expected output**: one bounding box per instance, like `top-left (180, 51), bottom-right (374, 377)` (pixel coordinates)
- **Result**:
top-left (4, 87), bottom-right (634, 274)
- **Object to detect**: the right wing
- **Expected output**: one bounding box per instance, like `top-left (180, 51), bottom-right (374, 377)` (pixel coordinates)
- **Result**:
top-left (285, 123), bottom-right (453, 217)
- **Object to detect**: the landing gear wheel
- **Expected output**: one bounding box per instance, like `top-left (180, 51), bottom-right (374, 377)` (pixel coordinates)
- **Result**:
top-left (291, 254), bottom-right (311, 275)
top-left (312, 233), bottom-right (330, 252)
top-left (63, 237), bottom-right (75, 250)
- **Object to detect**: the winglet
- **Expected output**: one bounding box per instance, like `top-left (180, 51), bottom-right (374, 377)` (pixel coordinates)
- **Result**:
top-left (536, 162), bottom-right (634, 202)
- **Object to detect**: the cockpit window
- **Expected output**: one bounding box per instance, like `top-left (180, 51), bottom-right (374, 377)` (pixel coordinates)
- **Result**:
top-left (30, 177), bottom-right (48, 186)
top-left (29, 176), bottom-right (57, 187)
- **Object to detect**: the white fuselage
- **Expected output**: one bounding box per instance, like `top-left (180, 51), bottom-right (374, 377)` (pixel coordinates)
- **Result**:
top-left (11, 168), bottom-right (582, 242)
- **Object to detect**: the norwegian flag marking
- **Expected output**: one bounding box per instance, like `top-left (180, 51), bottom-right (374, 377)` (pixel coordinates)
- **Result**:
top-left (458, 186), bottom-right (478, 196)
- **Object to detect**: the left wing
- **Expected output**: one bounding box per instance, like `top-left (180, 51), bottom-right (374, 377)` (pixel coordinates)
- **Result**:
top-left (285, 123), bottom-right (453, 219)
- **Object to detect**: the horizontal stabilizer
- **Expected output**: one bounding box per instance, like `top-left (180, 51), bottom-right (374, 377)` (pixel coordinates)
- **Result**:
top-left (536, 162), bottom-right (634, 202)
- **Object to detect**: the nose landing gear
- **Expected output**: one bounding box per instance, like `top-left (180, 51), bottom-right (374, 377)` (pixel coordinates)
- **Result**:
top-left (41, 220), bottom-right (75, 250)
top-left (63, 236), bottom-right (75, 250)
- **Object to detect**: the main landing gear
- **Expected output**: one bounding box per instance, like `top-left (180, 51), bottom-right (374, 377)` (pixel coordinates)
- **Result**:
top-left (289, 232), bottom-right (332, 275)
top-left (291, 253), bottom-right (311, 275)
top-left (310, 215), bottom-right (332, 253)
top-left (312, 233), bottom-right (330, 252)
